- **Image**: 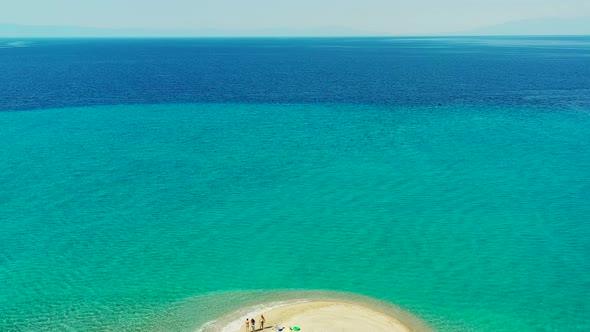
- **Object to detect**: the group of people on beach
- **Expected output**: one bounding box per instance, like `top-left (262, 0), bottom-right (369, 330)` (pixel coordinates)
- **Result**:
top-left (245, 315), bottom-right (265, 331)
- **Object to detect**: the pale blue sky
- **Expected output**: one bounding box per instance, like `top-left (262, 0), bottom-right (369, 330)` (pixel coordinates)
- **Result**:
top-left (1, 0), bottom-right (589, 34)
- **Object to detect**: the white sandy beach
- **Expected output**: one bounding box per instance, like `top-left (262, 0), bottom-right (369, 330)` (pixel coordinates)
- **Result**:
top-left (219, 300), bottom-right (427, 332)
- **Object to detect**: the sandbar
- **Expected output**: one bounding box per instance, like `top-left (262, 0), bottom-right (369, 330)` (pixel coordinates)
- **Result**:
top-left (215, 299), bottom-right (431, 332)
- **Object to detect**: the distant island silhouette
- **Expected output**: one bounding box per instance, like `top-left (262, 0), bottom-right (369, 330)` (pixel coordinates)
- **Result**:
top-left (1, 17), bottom-right (588, 37)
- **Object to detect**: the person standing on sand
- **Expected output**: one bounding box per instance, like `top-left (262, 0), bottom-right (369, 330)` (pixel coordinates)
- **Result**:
top-left (259, 314), bottom-right (265, 330)
top-left (245, 318), bottom-right (250, 331)
top-left (251, 318), bottom-right (256, 331)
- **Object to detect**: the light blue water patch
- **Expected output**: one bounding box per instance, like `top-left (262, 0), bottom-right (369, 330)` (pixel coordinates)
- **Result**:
top-left (0, 103), bottom-right (589, 331)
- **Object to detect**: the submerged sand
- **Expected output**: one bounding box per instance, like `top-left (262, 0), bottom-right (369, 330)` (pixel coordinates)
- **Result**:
top-left (215, 299), bottom-right (430, 332)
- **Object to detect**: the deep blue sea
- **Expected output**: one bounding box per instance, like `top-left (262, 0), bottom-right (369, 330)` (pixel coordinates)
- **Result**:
top-left (1, 37), bottom-right (589, 331)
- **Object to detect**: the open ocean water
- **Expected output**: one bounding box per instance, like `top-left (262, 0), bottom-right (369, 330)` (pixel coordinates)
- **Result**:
top-left (0, 37), bottom-right (589, 331)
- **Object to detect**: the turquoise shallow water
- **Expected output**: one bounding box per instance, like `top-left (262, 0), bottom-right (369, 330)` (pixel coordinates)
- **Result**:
top-left (0, 103), bottom-right (589, 331)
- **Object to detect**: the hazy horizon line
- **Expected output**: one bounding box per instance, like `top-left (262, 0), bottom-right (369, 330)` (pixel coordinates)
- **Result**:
top-left (1, 17), bottom-right (590, 38)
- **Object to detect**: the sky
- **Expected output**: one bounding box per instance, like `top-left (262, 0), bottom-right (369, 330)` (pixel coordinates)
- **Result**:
top-left (0, 0), bottom-right (589, 35)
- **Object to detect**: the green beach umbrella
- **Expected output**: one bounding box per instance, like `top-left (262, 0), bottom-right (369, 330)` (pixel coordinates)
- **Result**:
top-left (293, 327), bottom-right (300, 331)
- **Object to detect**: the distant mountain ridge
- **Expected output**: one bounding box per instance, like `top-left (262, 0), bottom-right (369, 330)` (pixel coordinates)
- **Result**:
top-left (1, 17), bottom-right (589, 38)
top-left (456, 17), bottom-right (590, 36)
